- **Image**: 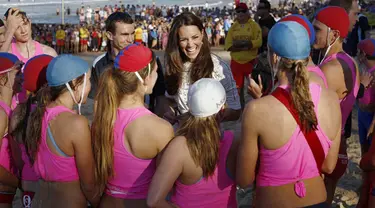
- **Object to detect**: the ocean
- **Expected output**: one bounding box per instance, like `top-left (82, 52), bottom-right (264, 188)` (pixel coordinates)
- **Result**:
top-left (0, 0), bottom-right (239, 24)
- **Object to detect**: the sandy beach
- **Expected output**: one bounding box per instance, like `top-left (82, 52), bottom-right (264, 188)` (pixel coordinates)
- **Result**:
top-left (71, 47), bottom-right (362, 208)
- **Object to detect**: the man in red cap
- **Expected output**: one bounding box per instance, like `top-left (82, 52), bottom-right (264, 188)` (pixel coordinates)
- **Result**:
top-left (313, 6), bottom-right (360, 205)
top-left (225, 2), bottom-right (262, 108)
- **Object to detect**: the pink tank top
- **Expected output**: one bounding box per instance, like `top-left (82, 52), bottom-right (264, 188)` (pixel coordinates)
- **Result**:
top-left (0, 101), bottom-right (16, 175)
top-left (170, 131), bottom-right (237, 208)
top-left (257, 84), bottom-right (332, 198)
top-left (307, 66), bottom-right (328, 88)
top-left (21, 104), bottom-right (39, 181)
top-left (105, 107), bottom-right (155, 199)
top-left (359, 66), bottom-right (375, 106)
top-left (11, 40), bottom-right (44, 65)
top-left (11, 40), bottom-right (43, 107)
top-left (33, 106), bottom-right (79, 182)
top-left (319, 52), bottom-right (359, 134)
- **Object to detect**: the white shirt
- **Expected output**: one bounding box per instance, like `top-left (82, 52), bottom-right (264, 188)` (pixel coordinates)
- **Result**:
top-left (86, 8), bottom-right (92, 18)
top-left (167, 54), bottom-right (241, 114)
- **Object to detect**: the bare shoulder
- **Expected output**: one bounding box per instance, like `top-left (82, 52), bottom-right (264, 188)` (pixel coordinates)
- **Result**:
top-left (320, 59), bottom-right (342, 73)
top-left (164, 136), bottom-right (188, 154)
top-left (243, 96), bottom-right (274, 117)
top-left (130, 113), bottom-right (174, 139)
top-left (40, 44), bottom-right (58, 57)
top-left (59, 113), bottom-right (90, 137)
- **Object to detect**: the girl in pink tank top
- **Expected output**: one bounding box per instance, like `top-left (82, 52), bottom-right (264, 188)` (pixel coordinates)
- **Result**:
top-left (8, 54), bottom-right (53, 208)
top-left (92, 44), bottom-right (174, 208)
top-left (148, 78), bottom-right (238, 208)
top-left (0, 52), bottom-right (23, 206)
top-left (25, 55), bottom-right (100, 208)
top-left (238, 22), bottom-right (341, 208)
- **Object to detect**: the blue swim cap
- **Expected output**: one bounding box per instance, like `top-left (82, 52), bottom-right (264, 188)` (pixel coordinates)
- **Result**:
top-left (46, 55), bottom-right (89, 87)
top-left (268, 21), bottom-right (311, 60)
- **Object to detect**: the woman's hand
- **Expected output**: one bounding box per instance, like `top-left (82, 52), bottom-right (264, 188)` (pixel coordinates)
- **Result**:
top-left (247, 74), bottom-right (263, 99)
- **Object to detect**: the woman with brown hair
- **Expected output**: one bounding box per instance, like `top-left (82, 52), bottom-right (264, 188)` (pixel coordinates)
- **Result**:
top-left (237, 21), bottom-right (341, 208)
top-left (0, 52), bottom-right (22, 208)
top-left (163, 12), bottom-right (241, 126)
top-left (9, 54), bottom-right (53, 208)
top-left (92, 44), bottom-right (173, 208)
top-left (25, 55), bottom-right (99, 208)
top-left (147, 78), bottom-right (239, 208)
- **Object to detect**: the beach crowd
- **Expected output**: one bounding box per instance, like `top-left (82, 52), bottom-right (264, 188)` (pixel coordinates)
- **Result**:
top-left (0, 0), bottom-right (375, 208)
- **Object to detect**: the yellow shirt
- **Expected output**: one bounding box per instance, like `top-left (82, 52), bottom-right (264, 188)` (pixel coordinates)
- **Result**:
top-left (135, 27), bottom-right (143, 40)
top-left (225, 19), bottom-right (262, 64)
top-left (56, 29), bottom-right (65, 40)
top-left (80, 28), bottom-right (89, 39)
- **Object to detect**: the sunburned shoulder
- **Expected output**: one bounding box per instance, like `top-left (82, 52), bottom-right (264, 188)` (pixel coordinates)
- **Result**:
top-left (40, 44), bottom-right (58, 57)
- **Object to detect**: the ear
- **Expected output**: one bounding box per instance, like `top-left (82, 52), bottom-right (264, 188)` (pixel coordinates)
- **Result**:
top-left (106, 31), bottom-right (114, 41)
top-left (331, 29), bottom-right (340, 42)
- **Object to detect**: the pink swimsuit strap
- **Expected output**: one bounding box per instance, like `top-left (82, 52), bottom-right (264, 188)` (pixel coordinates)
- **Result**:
top-left (170, 131), bottom-right (237, 208)
top-left (307, 66), bottom-right (328, 88)
top-left (106, 107), bottom-right (156, 199)
top-left (11, 40), bottom-right (44, 65)
top-left (34, 105), bottom-right (79, 182)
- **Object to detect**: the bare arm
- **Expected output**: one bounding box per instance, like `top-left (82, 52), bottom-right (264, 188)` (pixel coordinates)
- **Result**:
top-left (321, 122), bottom-right (341, 174)
top-left (321, 61), bottom-right (344, 97)
top-left (71, 116), bottom-right (100, 208)
top-left (147, 137), bottom-right (186, 208)
top-left (236, 102), bottom-right (259, 188)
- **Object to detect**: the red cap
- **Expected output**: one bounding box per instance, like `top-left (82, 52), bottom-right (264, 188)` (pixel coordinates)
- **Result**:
top-left (114, 44), bottom-right (153, 72)
top-left (358, 38), bottom-right (375, 57)
top-left (23, 54), bottom-right (53, 92)
top-left (315, 6), bottom-right (349, 38)
top-left (0, 52), bottom-right (19, 73)
top-left (236, 3), bottom-right (248, 11)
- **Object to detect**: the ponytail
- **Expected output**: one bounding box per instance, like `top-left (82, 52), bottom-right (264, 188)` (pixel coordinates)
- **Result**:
top-left (92, 68), bottom-right (119, 192)
top-left (25, 86), bottom-right (52, 164)
top-left (284, 58), bottom-right (318, 132)
top-left (92, 61), bottom-right (156, 191)
top-left (176, 114), bottom-right (221, 178)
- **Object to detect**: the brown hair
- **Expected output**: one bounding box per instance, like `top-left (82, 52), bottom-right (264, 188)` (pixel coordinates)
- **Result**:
top-left (176, 114), bottom-right (221, 178)
top-left (328, 0), bottom-right (354, 13)
top-left (92, 56), bottom-right (156, 191)
top-left (165, 12), bottom-right (214, 96)
top-left (279, 57), bottom-right (318, 132)
top-left (25, 76), bottom-right (85, 164)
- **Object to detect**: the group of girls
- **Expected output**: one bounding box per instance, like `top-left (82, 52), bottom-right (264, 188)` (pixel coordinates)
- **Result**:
top-left (0, 6), bottom-right (374, 208)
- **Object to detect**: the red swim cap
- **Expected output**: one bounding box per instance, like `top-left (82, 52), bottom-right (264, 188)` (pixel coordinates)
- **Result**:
top-left (23, 54), bottom-right (53, 92)
top-left (0, 52), bottom-right (19, 73)
top-left (315, 6), bottom-right (350, 38)
top-left (114, 44), bottom-right (153, 72)
top-left (358, 38), bottom-right (375, 57)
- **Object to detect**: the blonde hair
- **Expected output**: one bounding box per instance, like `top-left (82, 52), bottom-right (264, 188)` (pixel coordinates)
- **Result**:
top-left (91, 57), bottom-right (156, 192)
top-left (279, 57), bottom-right (318, 132)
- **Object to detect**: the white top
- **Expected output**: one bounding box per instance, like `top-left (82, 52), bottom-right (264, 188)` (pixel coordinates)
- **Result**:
top-left (167, 54), bottom-right (241, 114)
